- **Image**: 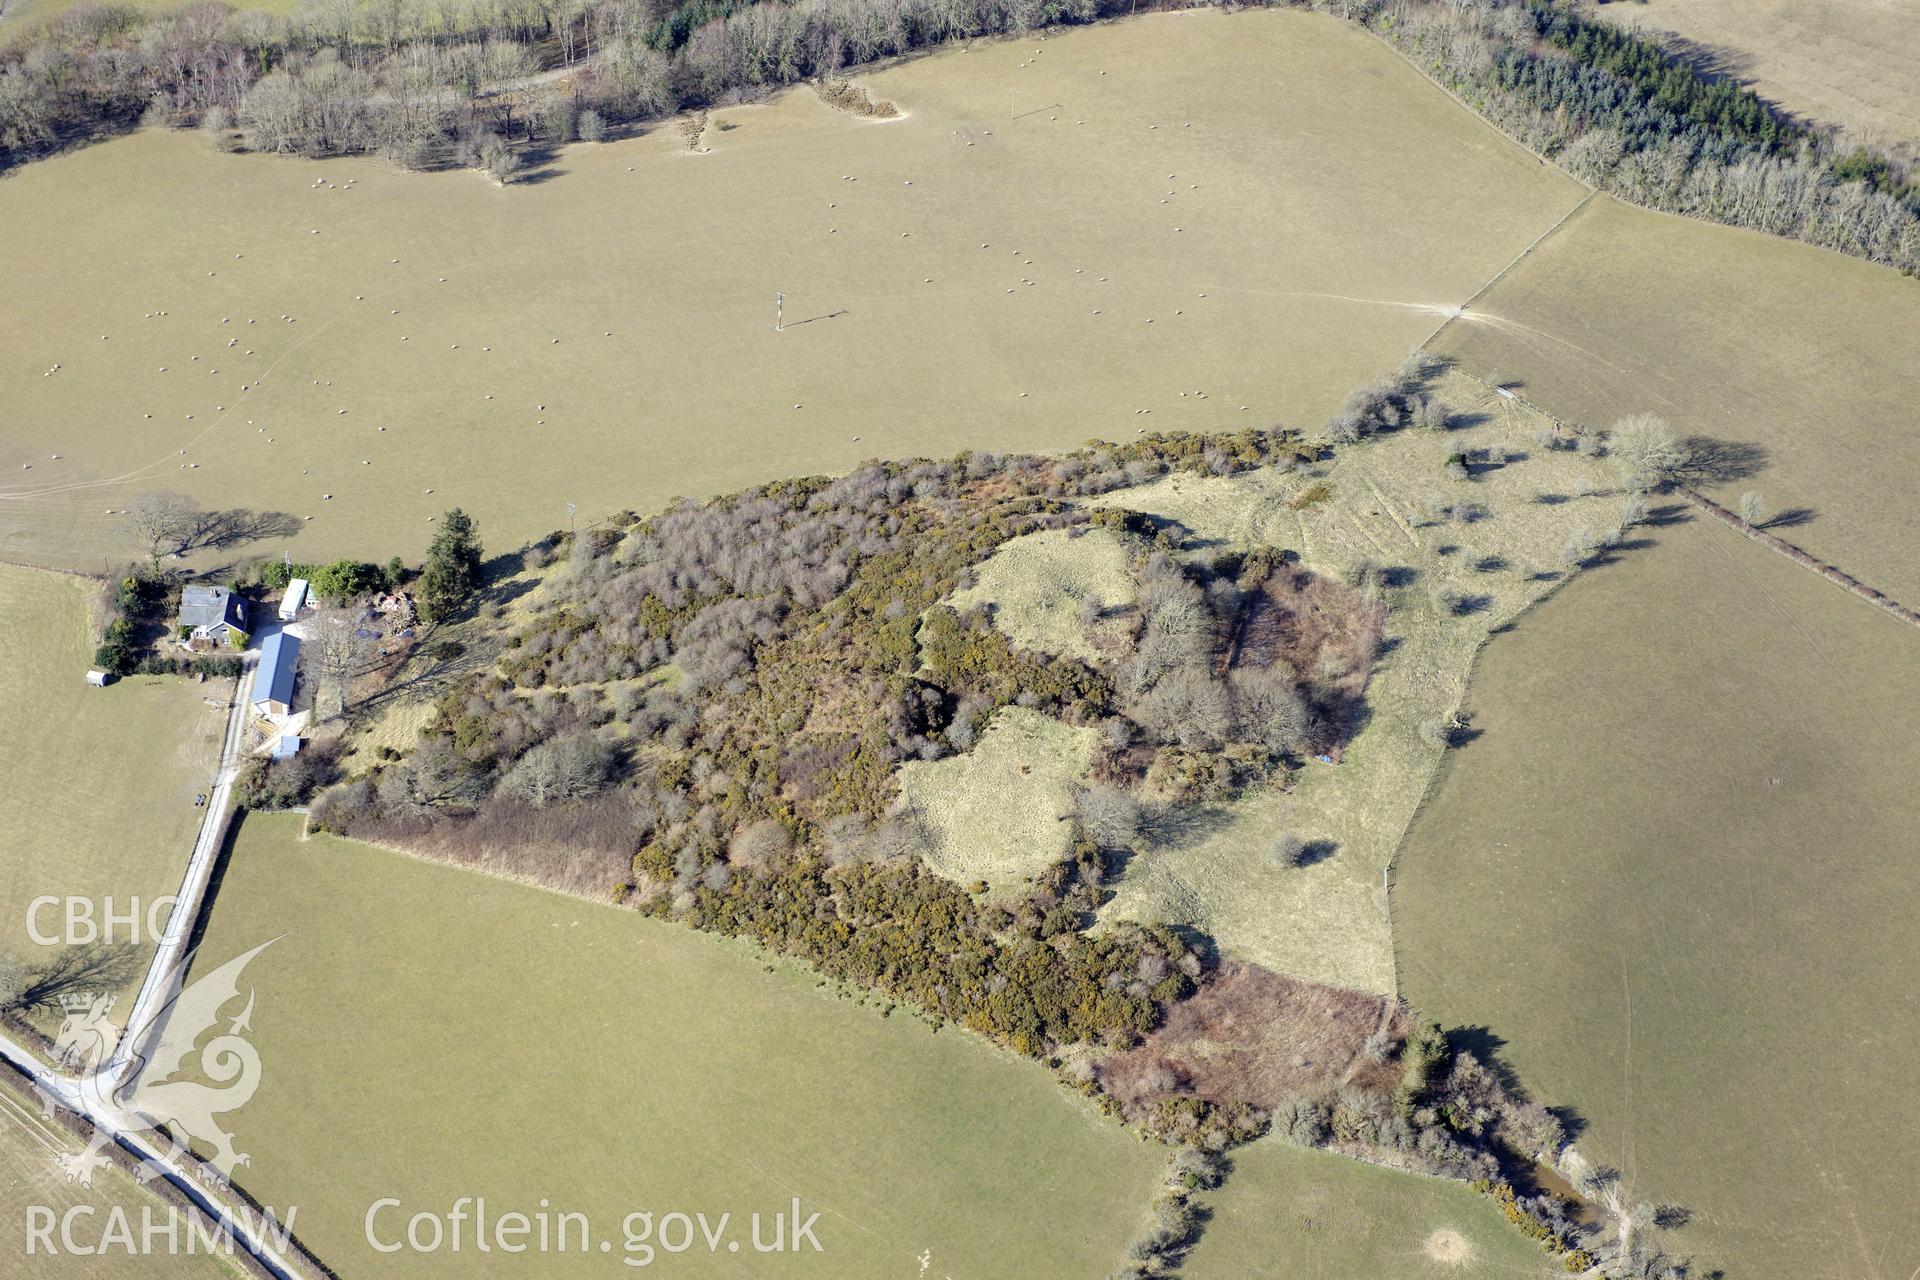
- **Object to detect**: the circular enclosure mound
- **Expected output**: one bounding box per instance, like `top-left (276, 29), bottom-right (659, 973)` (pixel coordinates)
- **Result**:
top-left (1423, 1227), bottom-right (1474, 1266)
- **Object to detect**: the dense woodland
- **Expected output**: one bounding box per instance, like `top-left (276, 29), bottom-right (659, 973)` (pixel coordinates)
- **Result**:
top-left (0, 0), bottom-right (1914, 271)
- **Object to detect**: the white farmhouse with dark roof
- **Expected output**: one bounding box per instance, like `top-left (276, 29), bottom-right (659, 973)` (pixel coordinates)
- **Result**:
top-left (178, 585), bottom-right (248, 645)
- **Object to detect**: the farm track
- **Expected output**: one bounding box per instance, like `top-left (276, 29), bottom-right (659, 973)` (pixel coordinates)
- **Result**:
top-left (0, 630), bottom-right (314, 1279)
top-left (107, 630), bottom-right (263, 1087)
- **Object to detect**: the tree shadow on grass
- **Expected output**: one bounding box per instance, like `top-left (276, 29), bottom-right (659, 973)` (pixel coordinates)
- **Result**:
top-left (356, 622), bottom-right (491, 712)
top-left (10, 942), bottom-right (145, 1017)
top-left (1295, 838), bottom-right (1339, 867)
top-left (1760, 506), bottom-right (1817, 531)
top-left (509, 143), bottom-right (568, 185)
top-left (1377, 565), bottom-right (1419, 589)
top-left (1449, 1023), bottom-right (1588, 1145)
top-left (1581, 535), bottom-right (1658, 572)
top-left (1141, 803), bottom-right (1240, 850)
top-left (1676, 437), bottom-right (1769, 486)
top-left (178, 508), bottom-right (304, 556)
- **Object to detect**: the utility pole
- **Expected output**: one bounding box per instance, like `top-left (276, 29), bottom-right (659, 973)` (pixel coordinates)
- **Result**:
top-left (775, 292), bottom-right (784, 332)
top-left (566, 501), bottom-right (577, 534)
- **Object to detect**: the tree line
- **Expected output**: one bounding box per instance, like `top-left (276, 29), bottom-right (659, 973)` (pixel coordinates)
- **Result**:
top-left (0, 0), bottom-right (1099, 176)
top-left (1369, 0), bottom-right (1919, 272)
top-left (9, 0), bottom-right (1909, 270)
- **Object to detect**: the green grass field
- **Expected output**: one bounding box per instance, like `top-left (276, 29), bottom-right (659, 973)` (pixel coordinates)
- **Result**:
top-left (1394, 519), bottom-right (1920, 1280)
top-left (0, 9), bottom-right (1584, 573)
top-left (184, 812), bottom-right (1169, 1278)
top-left (1184, 1138), bottom-right (1556, 1279)
top-left (1432, 193), bottom-right (1920, 607)
top-left (0, 563), bottom-right (226, 1004)
top-left (0, 1074), bottom-right (243, 1279)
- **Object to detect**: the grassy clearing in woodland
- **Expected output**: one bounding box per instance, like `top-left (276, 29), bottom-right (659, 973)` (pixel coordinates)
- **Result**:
top-left (945, 525), bottom-right (1135, 664)
top-left (1395, 520), bottom-right (1920, 1280)
top-left (0, 9), bottom-right (1583, 573)
top-left (187, 813), bottom-right (1168, 1279)
top-left (1090, 371), bottom-right (1630, 994)
top-left (897, 706), bottom-right (1095, 893)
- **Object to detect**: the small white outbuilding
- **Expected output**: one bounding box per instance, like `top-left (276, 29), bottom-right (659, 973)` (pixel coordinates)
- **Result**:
top-left (279, 578), bottom-right (309, 622)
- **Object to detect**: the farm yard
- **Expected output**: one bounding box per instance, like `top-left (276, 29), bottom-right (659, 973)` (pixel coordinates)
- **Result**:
top-left (0, 9), bottom-right (1585, 574)
top-left (1594, 0), bottom-right (1920, 147)
top-left (183, 812), bottom-right (1171, 1279)
top-left (0, 563), bottom-right (227, 1012)
top-left (1394, 519), bottom-right (1920, 1280)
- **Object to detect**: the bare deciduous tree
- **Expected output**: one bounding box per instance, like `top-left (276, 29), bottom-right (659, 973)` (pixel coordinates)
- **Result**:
top-left (499, 732), bottom-right (616, 808)
top-left (1076, 785), bottom-right (1141, 851)
top-left (308, 607), bottom-right (372, 718)
top-left (727, 818), bottom-right (791, 872)
top-left (123, 491), bottom-right (198, 566)
top-left (1609, 414), bottom-right (1689, 493)
top-left (1737, 490), bottom-right (1764, 527)
top-left (1227, 665), bottom-right (1312, 754)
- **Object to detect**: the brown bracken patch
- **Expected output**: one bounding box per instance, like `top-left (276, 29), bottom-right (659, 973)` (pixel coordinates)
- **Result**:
top-left (1096, 960), bottom-right (1404, 1116)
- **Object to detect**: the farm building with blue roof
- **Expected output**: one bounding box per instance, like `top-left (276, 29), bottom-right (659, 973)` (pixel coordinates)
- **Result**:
top-left (252, 631), bottom-right (300, 718)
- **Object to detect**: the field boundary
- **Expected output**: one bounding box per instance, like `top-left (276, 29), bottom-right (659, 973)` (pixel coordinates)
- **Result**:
top-left (1383, 376), bottom-right (1920, 1004)
top-left (1681, 490), bottom-right (1920, 632)
top-left (1416, 190), bottom-right (1597, 355)
top-left (1377, 569), bottom-right (1585, 1006)
top-left (1363, 15), bottom-right (1594, 188)
top-left (1356, 13), bottom-right (1920, 278)
top-left (1443, 375), bottom-right (1920, 636)
top-left (0, 1056), bottom-right (337, 1280)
